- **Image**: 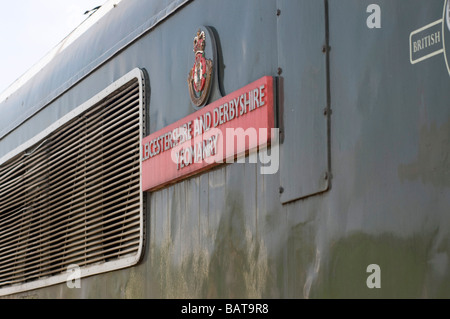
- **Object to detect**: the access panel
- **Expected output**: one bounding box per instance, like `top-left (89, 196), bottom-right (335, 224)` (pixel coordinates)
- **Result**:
top-left (277, 0), bottom-right (330, 203)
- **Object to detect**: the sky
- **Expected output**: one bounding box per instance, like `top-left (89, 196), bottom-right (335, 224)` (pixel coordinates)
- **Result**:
top-left (0, 0), bottom-right (106, 94)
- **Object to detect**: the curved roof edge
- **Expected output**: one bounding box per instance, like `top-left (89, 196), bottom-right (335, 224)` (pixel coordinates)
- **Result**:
top-left (0, 0), bottom-right (191, 140)
top-left (0, 0), bottom-right (122, 103)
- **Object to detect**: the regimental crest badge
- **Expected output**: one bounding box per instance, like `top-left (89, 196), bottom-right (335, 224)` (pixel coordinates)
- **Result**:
top-left (188, 29), bottom-right (214, 108)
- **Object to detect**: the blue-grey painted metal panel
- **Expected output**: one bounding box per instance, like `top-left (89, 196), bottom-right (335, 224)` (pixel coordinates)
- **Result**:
top-left (314, 0), bottom-right (450, 297)
top-left (277, 0), bottom-right (329, 203)
top-left (2, 0), bottom-right (450, 299)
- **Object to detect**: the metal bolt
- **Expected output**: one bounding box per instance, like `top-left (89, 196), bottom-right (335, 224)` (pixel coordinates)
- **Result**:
top-left (277, 67), bottom-right (282, 75)
top-left (322, 45), bottom-right (327, 53)
top-left (323, 108), bottom-right (331, 116)
top-left (279, 187), bottom-right (284, 194)
top-left (324, 172), bottom-right (329, 180)
top-left (276, 9), bottom-right (281, 16)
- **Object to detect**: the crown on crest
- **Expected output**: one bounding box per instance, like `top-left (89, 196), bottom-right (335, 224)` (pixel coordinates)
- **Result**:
top-left (193, 29), bottom-right (206, 54)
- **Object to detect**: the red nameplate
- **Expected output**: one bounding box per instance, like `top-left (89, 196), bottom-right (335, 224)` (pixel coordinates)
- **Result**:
top-left (142, 76), bottom-right (275, 192)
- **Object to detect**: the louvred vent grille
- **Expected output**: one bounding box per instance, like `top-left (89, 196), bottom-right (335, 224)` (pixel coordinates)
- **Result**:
top-left (0, 76), bottom-right (143, 294)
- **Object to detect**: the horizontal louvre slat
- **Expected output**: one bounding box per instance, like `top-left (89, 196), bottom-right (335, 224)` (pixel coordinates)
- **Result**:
top-left (0, 229), bottom-right (140, 282)
top-left (1, 240), bottom-right (140, 285)
top-left (0, 77), bottom-right (142, 291)
top-left (0, 216), bottom-right (141, 279)
top-left (0, 201), bottom-right (138, 264)
top-left (0, 87), bottom-right (138, 194)
top-left (0, 133), bottom-right (139, 242)
top-left (46, 100), bottom-right (139, 168)
top-left (0, 116), bottom-right (140, 210)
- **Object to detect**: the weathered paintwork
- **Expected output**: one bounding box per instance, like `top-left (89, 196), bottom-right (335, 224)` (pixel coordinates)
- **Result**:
top-left (1, 0), bottom-right (450, 298)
